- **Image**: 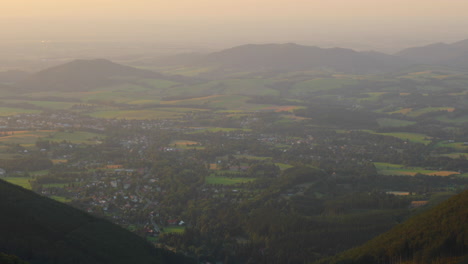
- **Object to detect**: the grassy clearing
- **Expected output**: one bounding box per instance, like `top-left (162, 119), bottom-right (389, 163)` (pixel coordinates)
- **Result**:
top-left (0, 130), bottom-right (103, 146)
top-left (292, 78), bottom-right (357, 95)
top-left (162, 226), bottom-right (185, 234)
top-left (2, 177), bottom-right (32, 189)
top-left (436, 153), bottom-right (468, 159)
top-left (365, 131), bottom-right (431, 145)
top-left (50, 196), bottom-right (72, 203)
top-left (205, 175), bottom-right (255, 185)
top-left (170, 140), bottom-right (204, 149)
top-left (377, 118), bottom-right (415, 127)
top-left (374, 162), bottom-right (459, 176)
top-left (436, 115), bottom-right (468, 124)
top-left (8, 100), bottom-right (77, 110)
top-left (0, 107), bottom-right (40, 116)
top-left (234, 155), bottom-right (271, 161)
top-left (388, 108), bottom-right (412, 115)
top-left (407, 107), bottom-right (455, 117)
top-left (260, 105), bottom-right (305, 112)
top-left (188, 127), bottom-right (252, 133)
top-left (434, 142), bottom-right (468, 151)
top-left (276, 163), bottom-right (294, 170)
top-left (89, 109), bottom-right (182, 119)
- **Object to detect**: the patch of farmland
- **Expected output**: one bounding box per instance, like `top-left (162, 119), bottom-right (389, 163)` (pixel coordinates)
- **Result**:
top-left (2, 177), bottom-right (32, 189)
top-left (365, 131), bottom-right (432, 145)
top-left (377, 118), bottom-right (415, 127)
top-left (0, 107), bottom-right (40, 116)
top-left (205, 175), bottom-right (255, 185)
top-left (374, 162), bottom-right (459, 176)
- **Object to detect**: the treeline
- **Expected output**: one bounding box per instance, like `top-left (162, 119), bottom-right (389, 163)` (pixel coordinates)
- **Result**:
top-left (318, 190), bottom-right (468, 264)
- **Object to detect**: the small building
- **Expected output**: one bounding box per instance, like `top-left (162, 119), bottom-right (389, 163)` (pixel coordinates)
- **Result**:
top-left (0, 168), bottom-right (6, 176)
top-left (410, 201), bottom-right (428, 208)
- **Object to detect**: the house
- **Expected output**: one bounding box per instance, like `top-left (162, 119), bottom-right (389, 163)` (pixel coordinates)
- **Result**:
top-left (167, 219), bottom-right (178, 225)
top-left (0, 168), bottom-right (6, 176)
top-left (410, 201), bottom-right (428, 208)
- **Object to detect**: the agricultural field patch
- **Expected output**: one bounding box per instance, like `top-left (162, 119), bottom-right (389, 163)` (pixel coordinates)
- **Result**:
top-left (188, 127), bottom-right (252, 133)
top-left (0, 107), bottom-right (41, 116)
top-left (365, 131), bottom-right (432, 145)
top-left (407, 107), bottom-right (455, 117)
top-left (374, 162), bottom-right (460, 176)
top-left (89, 109), bottom-right (183, 119)
top-left (50, 196), bottom-right (72, 203)
top-left (388, 108), bottom-right (412, 115)
top-left (291, 78), bottom-right (358, 95)
top-left (169, 140), bottom-right (203, 149)
top-left (436, 153), bottom-right (468, 159)
top-left (205, 175), bottom-right (255, 185)
top-left (162, 226), bottom-right (185, 234)
top-left (434, 141), bottom-right (468, 151)
top-left (377, 118), bottom-right (415, 127)
top-left (0, 130), bottom-right (103, 146)
top-left (260, 105), bottom-right (304, 112)
top-left (2, 177), bottom-right (32, 189)
top-left (436, 115), bottom-right (468, 124)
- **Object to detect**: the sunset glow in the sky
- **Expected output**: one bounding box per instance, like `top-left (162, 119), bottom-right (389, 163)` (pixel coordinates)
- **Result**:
top-left (2, 0), bottom-right (468, 51)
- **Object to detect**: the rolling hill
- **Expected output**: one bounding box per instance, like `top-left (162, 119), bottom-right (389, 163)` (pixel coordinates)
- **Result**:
top-left (0, 179), bottom-right (195, 264)
top-left (317, 190), bottom-right (468, 264)
top-left (191, 43), bottom-right (408, 74)
top-left (18, 59), bottom-right (181, 92)
top-left (396, 38), bottom-right (468, 68)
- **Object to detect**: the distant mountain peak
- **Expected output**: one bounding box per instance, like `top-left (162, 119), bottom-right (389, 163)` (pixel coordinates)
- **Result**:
top-left (195, 43), bottom-right (405, 74)
top-left (18, 59), bottom-right (164, 92)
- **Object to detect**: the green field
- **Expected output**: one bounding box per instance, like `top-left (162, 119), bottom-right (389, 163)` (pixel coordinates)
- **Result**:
top-left (0, 130), bottom-right (104, 146)
top-left (291, 78), bottom-right (358, 95)
top-left (89, 109), bottom-right (183, 119)
top-left (2, 177), bottom-right (32, 189)
top-left (189, 127), bottom-right (252, 133)
top-left (407, 107), bottom-right (455, 117)
top-left (434, 141), bottom-right (468, 151)
top-left (205, 175), bottom-right (255, 185)
top-left (365, 131), bottom-right (432, 145)
top-left (50, 195), bottom-right (72, 203)
top-left (162, 226), bottom-right (185, 234)
top-left (0, 107), bottom-right (40, 116)
top-left (437, 153), bottom-right (468, 159)
top-left (377, 118), bottom-right (415, 127)
top-left (374, 162), bottom-right (459, 176)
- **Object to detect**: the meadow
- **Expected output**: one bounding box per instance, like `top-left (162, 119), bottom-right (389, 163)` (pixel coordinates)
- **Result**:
top-left (365, 131), bottom-right (432, 145)
top-left (205, 175), bottom-right (255, 185)
top-left (2, 177), bottom-right (32, 189)
top-left (0, 130), bottom-right (104, 146)
top-left (374, 162), bottom-right (460, 176)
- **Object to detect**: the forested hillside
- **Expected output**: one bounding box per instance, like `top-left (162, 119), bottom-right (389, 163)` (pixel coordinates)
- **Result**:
top-left (318, 190), bottom-right (468, 264)
top-left (0, 179), bottom-right (195, 264)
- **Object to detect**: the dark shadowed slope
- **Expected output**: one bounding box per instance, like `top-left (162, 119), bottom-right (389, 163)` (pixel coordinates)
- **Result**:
top-left (317, 190), bottom-right (468, 264)
top-left (193, 43), bottom-right (408, 74)
top-left (0, 179), bottom-right (195, 264)
top-left (18, 59), bottom-right (172, 92)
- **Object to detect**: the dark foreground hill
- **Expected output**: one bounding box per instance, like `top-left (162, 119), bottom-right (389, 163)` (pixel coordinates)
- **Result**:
top-left (0, 179), bottom-right (195, 264)
top-left (18, 59), bottom-right (178, 92)
top-left (317, 190), bottom-right (468, 264)
top-left (190, 43), bottom-right (408, 74)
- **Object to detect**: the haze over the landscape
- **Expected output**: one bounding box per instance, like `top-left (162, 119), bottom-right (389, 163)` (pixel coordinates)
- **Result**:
top-left (1, 1), bottom-right (468, 264)
top-left (3, 0), bottom-right (468, 51)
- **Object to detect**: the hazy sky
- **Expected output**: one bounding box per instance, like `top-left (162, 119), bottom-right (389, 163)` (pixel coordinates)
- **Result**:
top-left (2, 0), bottom-right (468, 51)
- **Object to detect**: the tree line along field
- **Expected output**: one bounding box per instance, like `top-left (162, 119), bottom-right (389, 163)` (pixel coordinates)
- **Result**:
top-left (0, 130), bottom-right (104, 147)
